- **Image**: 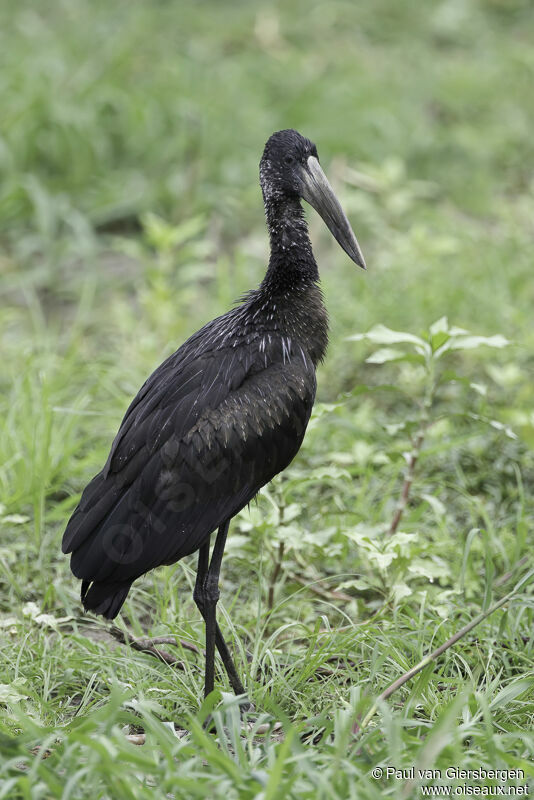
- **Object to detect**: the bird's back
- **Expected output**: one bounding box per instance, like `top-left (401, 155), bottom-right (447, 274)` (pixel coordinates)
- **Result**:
top-left (62, 284), bottom-right (326, 618)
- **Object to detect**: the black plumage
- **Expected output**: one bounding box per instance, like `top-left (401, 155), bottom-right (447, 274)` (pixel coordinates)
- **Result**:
top-left (62, 129), bottom-right (365, 699)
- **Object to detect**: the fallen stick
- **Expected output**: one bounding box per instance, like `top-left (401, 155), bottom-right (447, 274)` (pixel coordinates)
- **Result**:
top-left (109, 625), bottom-right (196, 668)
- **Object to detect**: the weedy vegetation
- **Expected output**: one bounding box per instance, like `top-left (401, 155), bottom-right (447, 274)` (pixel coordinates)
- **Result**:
top-left (0, 1), bottom-right (533, 797)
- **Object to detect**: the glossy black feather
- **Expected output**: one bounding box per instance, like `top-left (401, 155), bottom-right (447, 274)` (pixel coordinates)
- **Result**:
top-left (62, 130), bottom-right (331, 619)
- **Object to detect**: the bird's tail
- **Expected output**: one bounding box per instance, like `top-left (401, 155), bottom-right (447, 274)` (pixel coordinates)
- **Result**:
top-left (81, 579), bottom-right (132, 620)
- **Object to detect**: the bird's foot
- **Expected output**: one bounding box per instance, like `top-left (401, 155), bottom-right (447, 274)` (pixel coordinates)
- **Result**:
top-left (236, 694), bottom-right (255, 715)
top-left (201, 692), bottom-right (253, 732)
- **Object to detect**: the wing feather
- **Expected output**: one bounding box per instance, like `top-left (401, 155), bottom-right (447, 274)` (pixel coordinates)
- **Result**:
top-left (63, 342), bottom-right (315, 589)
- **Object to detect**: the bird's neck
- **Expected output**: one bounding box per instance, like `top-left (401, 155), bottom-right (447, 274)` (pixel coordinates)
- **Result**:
top-left (261, 196), bottom-right (319, 293)
top-left (253, 196), bottom-right (328, 365)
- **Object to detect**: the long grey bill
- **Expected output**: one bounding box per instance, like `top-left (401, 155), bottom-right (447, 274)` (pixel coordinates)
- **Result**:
top-left (300, 155), bottom-right (366, 269)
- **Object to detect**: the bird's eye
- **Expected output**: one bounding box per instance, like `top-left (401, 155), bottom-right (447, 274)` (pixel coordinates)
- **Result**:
top-left (284, 155), bottom-right (294, 165)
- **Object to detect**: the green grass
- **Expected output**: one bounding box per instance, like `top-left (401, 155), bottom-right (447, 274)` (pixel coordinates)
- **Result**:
top-left (1, 0), bottom-right (533, 797)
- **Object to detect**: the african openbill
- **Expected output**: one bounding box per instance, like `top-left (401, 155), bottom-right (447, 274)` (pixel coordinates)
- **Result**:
top-left (62, 129), bottom-right (366, 701)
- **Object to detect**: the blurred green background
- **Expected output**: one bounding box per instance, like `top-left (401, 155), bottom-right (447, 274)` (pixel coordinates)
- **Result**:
top-left (1, 0), bottom-right (533, 796)
top-left (2, 0), bottom-right (534, 343)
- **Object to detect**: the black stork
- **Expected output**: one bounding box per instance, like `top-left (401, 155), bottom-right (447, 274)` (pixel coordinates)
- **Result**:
top-left (62, 129), bottom-right (366, 701)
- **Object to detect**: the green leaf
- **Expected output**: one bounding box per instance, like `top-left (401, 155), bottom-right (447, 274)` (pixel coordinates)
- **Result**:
top-left (337, 578), bottom-right (373, 592)
top-left (365, 348), bottom-right (404, 364)
top-left (489, 678), bottom-right (532, 711)
top-left (430, 330), bottom-right (450, 352)
top-left (392, 582), bottom-right (413, 603)
top-left (347, 324), bottom-right (427, 348)
top-left (1, 514), bottom-right (30, 525)
top-left (307, 402), bottom-right (343, 430)
top-left (408, 558), bottom-right (450, 581)
top-left (366, 348), bottom-right (425, 365)
top-left (0, 681), bottom-right (29, 704)
top-left (282, 503), bottom-right (302, 523)
top-left (448, 325), bottom-right (470, 336)
top-left (370, 551), bottom-right (396, 569)
top-left (448, 334), bottom-right (510, 351)
top-left (429, 316), bottom-right (449, 335)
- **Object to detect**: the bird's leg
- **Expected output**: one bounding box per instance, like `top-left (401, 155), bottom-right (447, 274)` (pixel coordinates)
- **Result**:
top-left (201, 520), bottom-right (227, 698)
top-left (213, 626), bottom-right (246, 697)
top-left (193, 520), bottom-right (246, 698)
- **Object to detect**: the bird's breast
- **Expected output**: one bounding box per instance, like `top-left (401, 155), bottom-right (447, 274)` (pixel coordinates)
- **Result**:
top-left (238, 282), bottom-right (329, 369)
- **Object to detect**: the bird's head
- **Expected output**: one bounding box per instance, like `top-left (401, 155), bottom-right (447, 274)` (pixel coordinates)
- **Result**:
top-left (260, 129), bottom-right (366, 269)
